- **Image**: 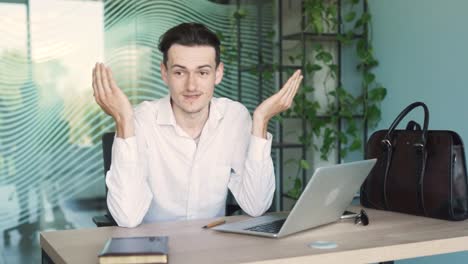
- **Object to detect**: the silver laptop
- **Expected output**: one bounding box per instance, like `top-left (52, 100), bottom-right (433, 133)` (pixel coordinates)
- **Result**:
top-left (213, 159), bottom-right (376, 238)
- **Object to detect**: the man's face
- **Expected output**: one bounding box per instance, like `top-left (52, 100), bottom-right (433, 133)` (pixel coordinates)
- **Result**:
top-left (161, 44), bottom-right (223, 116)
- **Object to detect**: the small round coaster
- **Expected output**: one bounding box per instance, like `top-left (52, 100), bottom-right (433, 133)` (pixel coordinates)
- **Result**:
top-left (308, 241), bottom-right (338, 249)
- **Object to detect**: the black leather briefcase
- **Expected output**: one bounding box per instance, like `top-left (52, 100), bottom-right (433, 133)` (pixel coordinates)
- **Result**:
top-left (361, 102), bottom-right (468, 221)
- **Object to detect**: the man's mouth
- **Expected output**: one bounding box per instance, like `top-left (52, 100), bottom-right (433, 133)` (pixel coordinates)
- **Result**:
top-left (183, 94), bottom-right (201, 101)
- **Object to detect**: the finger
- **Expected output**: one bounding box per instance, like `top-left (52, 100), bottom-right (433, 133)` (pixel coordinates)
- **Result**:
top-left (92, 66), bottom-right (96, 95)
top-left (274, 73), bottom-right (299, 111)
top-left (283, 71), bottom-right (301, 99)
top-left (92, 65), bottom-right (99, 96)
top-left (289, 73), bottom-right (303, 97)
top-left (282, 74), bottom-right (300, 108)
top-left (100, 63), bottom-right (112, 94)
top-left (278, 70), bottom-right (300, 96)
top-left (286, 75), bottom-right (303, 104)
top-left (94, 63), bottom-right (105, 100)
top-left (107, 67), bottom-right (119, 92)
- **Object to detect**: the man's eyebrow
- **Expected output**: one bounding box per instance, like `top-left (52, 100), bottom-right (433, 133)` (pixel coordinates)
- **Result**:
top-left (197, 65), bottom-right (213, 69)
top-left (171, 64), bottom-right (187, 69)
top-left (170, 64), bottom-right (213, 69)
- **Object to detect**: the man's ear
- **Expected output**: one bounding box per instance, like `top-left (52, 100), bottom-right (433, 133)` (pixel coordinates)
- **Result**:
top-left (215, 62), bottom-right (224, 85)
top-left (160, 63), bottom-right (169, 85)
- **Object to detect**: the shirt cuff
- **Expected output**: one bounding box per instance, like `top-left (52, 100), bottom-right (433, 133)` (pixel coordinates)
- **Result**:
top-left (112, 136), bottom-right (138, 165)
top-left (247, 132), bottom-right (273, 161)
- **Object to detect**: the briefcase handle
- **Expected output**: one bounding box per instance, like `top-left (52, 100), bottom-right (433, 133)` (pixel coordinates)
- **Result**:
top-left (384, 101), bottom-right (429, 146)
top-left (378, 102), bottom-right (430, 214)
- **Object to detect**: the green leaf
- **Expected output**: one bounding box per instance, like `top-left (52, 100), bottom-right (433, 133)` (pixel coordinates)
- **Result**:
top-left (364, 72), bottom-right (375, 85)
top-left (356, 39), bottom-right (368, 60)
top-left (302, 85), bottom-right (314, 93)
top-left (233, 9), bottom-right (247, 19)
top-left (287, 187), bottom-right (300, 200)
top-left (345, 12), bottom-right (356, 22)
top-left (216, 31), bottom-right (225, 41)
top-left (346, 122), bottom-right (358, 135)
top-left (300, 159), bottom-right (310, 170)
top-left (267, 30), bottom-right (275, 39)
top-left (355, 12), bottom-right (371, 29)
top-left (349, 139), bottom-right (362, 151)
top-left (305, 62), bottom-right (313, 74)
top-left (312, 64), bottom-right (322, 71)
top-left (316, 51), bottom-right (333, 63)
top-left (307, 62), bottom-right (322, 73)
top-left (299, 135), bottom-right (312, 146)
top-left (285, 68), bottom-right (295, 76)
top-left (327, 6), bottom-right (337, 18)
top-left (337, 131), bottom-right (348, 144)
top-left (341, 108), bottom-right (354, 119)
top-left (264, 71), bottom-right (273, 81)
top-left (271, 63), bottom-right (279, 71)
top-left (309, 10), bottom-right (324, 34)
top-left (329, 64), bottom-right (338, 76)
top-left (336, 33), bottom-right (348, 44)
top-left (288, 55), bottom-right (295, 64)
top-left (294, 178), bottom-right (302, 190)
top-left (320, 128), bottom-right (335, 160)
top-left (340, 148), bottom-right (348, 159)
top-left (368, 87), bottom-right (387, 102)
top-left (367, 104), bottom-right (381, 123)
top-left (361, 12), bottom-right (372, 24)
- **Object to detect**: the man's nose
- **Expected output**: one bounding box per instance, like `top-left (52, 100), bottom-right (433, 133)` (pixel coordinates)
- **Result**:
top-left (186, 73), bottom-right (197, 91)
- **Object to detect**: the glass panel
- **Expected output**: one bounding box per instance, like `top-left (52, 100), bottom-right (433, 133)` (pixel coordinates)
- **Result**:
top-left (0, 0), bottom-right (28, 237)
top-left (1, 1), bottom-right (105, 262)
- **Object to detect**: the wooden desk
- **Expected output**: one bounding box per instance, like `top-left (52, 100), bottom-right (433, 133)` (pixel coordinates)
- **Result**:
top-left (40, 207), bottom-right (468, 264)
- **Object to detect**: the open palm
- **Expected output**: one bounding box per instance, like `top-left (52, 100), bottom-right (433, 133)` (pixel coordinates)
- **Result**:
top-left (254, 70), bottom-right (303, 121)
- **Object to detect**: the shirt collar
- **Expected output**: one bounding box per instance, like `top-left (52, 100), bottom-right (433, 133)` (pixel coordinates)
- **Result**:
top-left (156, 95), bottom-right (224, 127)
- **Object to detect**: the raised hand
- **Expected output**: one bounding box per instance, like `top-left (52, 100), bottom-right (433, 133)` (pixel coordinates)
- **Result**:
top-left (252, 70), bottom-right (303, 138)
top-left (92, 63), bottom-right (134, 137)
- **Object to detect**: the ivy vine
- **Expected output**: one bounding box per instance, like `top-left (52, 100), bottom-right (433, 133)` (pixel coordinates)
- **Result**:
top-left (216, 1), bottom-right (387, 200)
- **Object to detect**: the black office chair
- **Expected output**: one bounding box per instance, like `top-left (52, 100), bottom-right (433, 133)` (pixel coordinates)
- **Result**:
top-left (92, 132), bottom-right (118, 227)
top-left (92, 132), bottom-right (242, 227)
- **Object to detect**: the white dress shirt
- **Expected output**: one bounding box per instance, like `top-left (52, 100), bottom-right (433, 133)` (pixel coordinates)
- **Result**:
top-left (106, 95), bottom-right (275, 227)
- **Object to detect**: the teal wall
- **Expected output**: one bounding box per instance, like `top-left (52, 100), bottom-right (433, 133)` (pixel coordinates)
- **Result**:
top-left (369, 0), bottom-right (468, 263)
top-left (370, 0), bottom-right (468, 132)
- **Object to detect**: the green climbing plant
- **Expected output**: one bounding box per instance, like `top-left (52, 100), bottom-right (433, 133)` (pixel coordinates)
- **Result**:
top-left (216, 1), bottom-right (386, 201)
top-left (285, 0), bottom-right (387, 199)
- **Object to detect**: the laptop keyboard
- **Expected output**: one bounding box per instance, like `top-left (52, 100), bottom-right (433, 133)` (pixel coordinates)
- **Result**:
top-left (244, 219), bottom-right (286, 234)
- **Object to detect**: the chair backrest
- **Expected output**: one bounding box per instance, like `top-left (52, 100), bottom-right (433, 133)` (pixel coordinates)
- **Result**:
top-left (102, 132), bottom-right (116, 221)
top-left (102, 132), bottom-right (115, 185)
top-left (101, 131), bottom-right (242, 217)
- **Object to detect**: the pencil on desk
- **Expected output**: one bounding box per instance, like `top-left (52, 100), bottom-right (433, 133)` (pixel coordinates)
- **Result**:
top-left (203, 219), bottom-right (226, 229)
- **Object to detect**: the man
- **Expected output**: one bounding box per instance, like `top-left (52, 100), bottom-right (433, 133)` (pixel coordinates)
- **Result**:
top-left (92, 23), bottom-right (302, 227)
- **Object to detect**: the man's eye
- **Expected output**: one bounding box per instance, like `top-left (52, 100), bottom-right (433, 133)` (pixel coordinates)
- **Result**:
top-left (200, 71), bottom-right (209, 76)
top-left (174, 71), bottom-right (183, 76)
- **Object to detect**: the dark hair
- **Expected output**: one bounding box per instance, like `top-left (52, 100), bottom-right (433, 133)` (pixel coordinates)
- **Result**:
top-left (158, 23), bottom-right (221, 67)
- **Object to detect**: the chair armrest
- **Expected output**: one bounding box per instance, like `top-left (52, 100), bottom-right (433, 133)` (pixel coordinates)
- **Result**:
top-left (92, 214), bottom-right (117, 227)
top-left (226, 204), bottom-right (243, 216)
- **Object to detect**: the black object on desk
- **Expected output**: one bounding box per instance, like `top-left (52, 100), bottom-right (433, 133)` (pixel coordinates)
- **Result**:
top-left (99, 236), bottom-right (168, 264)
